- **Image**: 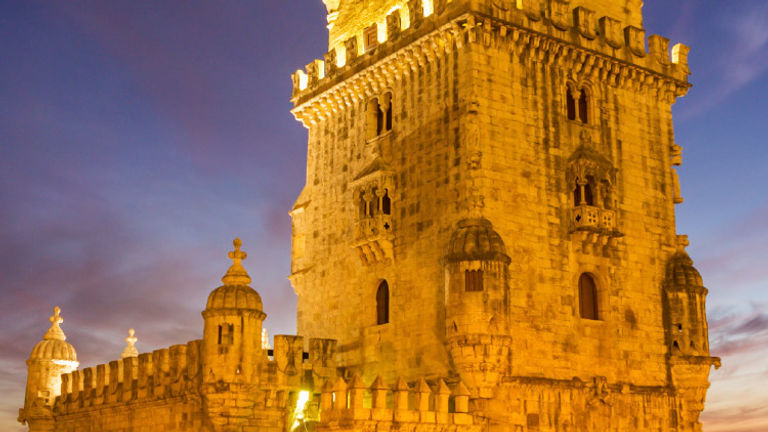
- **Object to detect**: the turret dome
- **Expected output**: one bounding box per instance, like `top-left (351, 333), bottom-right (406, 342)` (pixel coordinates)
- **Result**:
top-left (666, 252), bottom-right (703, 288)
top-left (206, 285), bottom-right (263, 311)
top-left (29, 307), bottom-right (78, 363)
top-left (445, 218), bottom-right (510, 264)
top-left (204, 238), bottom-right (264, 313)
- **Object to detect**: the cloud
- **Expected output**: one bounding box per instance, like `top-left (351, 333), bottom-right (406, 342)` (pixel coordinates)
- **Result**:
top-left (679, 3), bottom-right (768, 118)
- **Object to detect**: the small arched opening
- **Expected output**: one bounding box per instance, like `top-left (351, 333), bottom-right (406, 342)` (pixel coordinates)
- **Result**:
top-left (578, 273), bottom-right (599, 320)
top-left (578, 89), bottom-right (589, 123)
top-left (376, 281), bottom-right (390, 325)
top-left (566, 87), bottom-right (577, 121)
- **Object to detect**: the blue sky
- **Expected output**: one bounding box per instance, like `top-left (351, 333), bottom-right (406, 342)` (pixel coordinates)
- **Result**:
top-left (1, 1), bottom-right (767, 431)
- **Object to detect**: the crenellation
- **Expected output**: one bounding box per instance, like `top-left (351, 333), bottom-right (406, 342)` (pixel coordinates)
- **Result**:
top-left (320, 375), bottom-right (480, 428)
top-left (20, 1), bottom-right (718, 431)
top-left (292, 2), bottom-right (692, 129)
top-left (649, 34), bottom-right (671, 66)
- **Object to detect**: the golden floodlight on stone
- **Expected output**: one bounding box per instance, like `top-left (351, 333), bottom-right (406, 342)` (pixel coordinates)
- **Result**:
top-left (19, 1), bottom-right (721, 430)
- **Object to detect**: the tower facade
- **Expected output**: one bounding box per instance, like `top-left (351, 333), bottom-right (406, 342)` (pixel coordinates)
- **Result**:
top-left (291, 0), bottom-right (719, 430)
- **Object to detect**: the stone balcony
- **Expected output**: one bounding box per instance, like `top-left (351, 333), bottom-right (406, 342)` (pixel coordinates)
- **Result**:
top-left (354, 214), bottom-right (393, 265)
top-left (571, 205), bottom-right (621, 255)
top-left (572, 205), bottom-right (615, 231)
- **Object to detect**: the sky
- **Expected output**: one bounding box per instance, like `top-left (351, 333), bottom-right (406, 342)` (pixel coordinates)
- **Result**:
top-left (0, 1), bottom-right (767, 431)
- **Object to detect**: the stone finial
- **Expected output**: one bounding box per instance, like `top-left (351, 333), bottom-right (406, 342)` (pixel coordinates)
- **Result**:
top-left (121, 329), bottom-right (139, 359)
top-left (43, 306), bottom-right (67, 341)
top-left (222, 238), bottom-right (252, 285)
top-left (676, 235), bottom-right (690, 252)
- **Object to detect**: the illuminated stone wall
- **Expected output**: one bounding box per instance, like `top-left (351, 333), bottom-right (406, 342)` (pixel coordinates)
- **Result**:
top-left (291, 0), bottom-right (719, 430)
top-left (18, 1), bottom-right (718, 431)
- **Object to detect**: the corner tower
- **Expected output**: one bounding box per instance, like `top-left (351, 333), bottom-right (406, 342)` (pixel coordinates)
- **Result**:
top-left (18, 307), bottom-right (79, 432)
top-left (291, 0), bottom-right (718, 429)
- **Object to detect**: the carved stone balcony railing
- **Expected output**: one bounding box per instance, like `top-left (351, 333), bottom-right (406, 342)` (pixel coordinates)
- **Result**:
top-left (571, 206), bottom-right (621, 255)
top-left (572, 205), bottom-right (615, 230)
top-left (355, 214), bottom-right (392, 240)
top-left (354, 214), bottom-right (393, 265)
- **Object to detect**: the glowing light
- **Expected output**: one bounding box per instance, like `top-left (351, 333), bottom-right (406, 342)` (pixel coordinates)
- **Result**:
top-left (423, 0), bottom-right (433, 17)
top-left (336, 45), bottom-right (347, 68)
top-left (291, 390), bottom-right (311, 430)
top-left (377, 21), bottom-right (387, 44)
top-left (297, 70), bottom-right (308, 90)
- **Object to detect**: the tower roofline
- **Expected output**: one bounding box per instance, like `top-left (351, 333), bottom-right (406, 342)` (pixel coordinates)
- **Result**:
top-left (291, 3), bottom-right (690, 127)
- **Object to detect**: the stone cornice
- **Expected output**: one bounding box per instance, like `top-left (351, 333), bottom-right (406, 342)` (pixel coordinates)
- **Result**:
top-left (291, 2), bottom-right (692, 128)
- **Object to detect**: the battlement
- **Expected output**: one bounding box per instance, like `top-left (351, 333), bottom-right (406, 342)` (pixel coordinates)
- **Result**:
top-left (52, 334), bottom-right (338, 417)
top-left (292, 0), bottom-right (690, 123)
top-left (267, 336), bottom-right (337, 388)
top-left (54, 340), bottom-right (203, 414)
top-left (318, 374), bottom-right (481, 430)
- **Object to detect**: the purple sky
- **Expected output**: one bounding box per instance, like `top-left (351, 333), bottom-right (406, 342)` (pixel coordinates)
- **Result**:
top-left (1, 1), bottom-right (767, 431)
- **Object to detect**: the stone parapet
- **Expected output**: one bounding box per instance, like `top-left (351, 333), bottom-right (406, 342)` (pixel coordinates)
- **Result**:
top-left (317, 375), bottom-right (481, 431)
top-left (54, 340), bottom-right (203, 415)
top-left (291, 0), bottom-right (691, 126)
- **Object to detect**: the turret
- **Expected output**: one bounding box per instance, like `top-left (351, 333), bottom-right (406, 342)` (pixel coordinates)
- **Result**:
top-left (443, 218), bottom-right (512, 397)
top-left (664, 236), bottom-right (711, 358)
top-left (18, 306), bottom-right (79, 432)
top-left (664, 235), bottom-right (721, 431)
top-left (202, 238), bottom-right (266, 386)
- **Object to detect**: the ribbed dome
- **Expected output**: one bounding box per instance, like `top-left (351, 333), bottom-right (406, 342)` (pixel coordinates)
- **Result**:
top-left (204, 238), bottom-right (264, 312)
top-left (666, 252), bottom-right (703, 287)
top-left (29, 306), bottom-right (78, 362)
top-left (30, 339), bottom-right (77, 362)
top-left (445, 218), bottom-right (510, 263)
top-left (206, 284), bottom-right (263, 311)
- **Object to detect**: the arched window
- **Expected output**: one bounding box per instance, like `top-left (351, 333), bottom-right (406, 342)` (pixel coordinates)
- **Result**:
top-left (382, 189), bottom-right (391, 215)
top-left (566, 87), bottom-right (577, 121)
top-left (465, 269), bottom-right (483, 291)
top-left (376, 102), bottom-right (385, 135)
top-left (218, 324), bottom-right (234, 345)
top-left (367, 93), bottom-right (393, 140)
top-left (578, 273), bottom-right (598, 320)
top-left (376, 281), bottom-right (389, 325)
top-left (573, 181), bottom-right (581, 206)
top-left (578, 89), bottom-right (588, 123)
top-left (583, 181), bottom-right (594, 206)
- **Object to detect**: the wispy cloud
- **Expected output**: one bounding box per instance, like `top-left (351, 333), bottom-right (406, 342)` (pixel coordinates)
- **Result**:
top-left (680, 3), bottom-right (768, 118)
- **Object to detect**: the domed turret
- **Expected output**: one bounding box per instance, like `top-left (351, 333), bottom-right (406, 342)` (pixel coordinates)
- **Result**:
top-left (445, 218), bottom-right (510, 264)
top-left (663, 236), bottom-right (712, 358)
top-left (28, 307), bottom-right (78, 362)
top-left (443, 218), bottom-right (512, 397)
top-left (666, 252), bottom-right (703, 288)
top-left (205, 238), bottom-right (264, 313)
top-left (202, 238), bottom-right (266, 386)
top-left (19, 307), bottom-right (79, 431)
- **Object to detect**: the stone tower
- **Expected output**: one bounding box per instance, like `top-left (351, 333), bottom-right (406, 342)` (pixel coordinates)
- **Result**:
top-left (290, 0), bottom-right (719, 430)
top-left (18, 307), bottom-right (79, 432)
top-left (201, 238), bottom-right (267, 429)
